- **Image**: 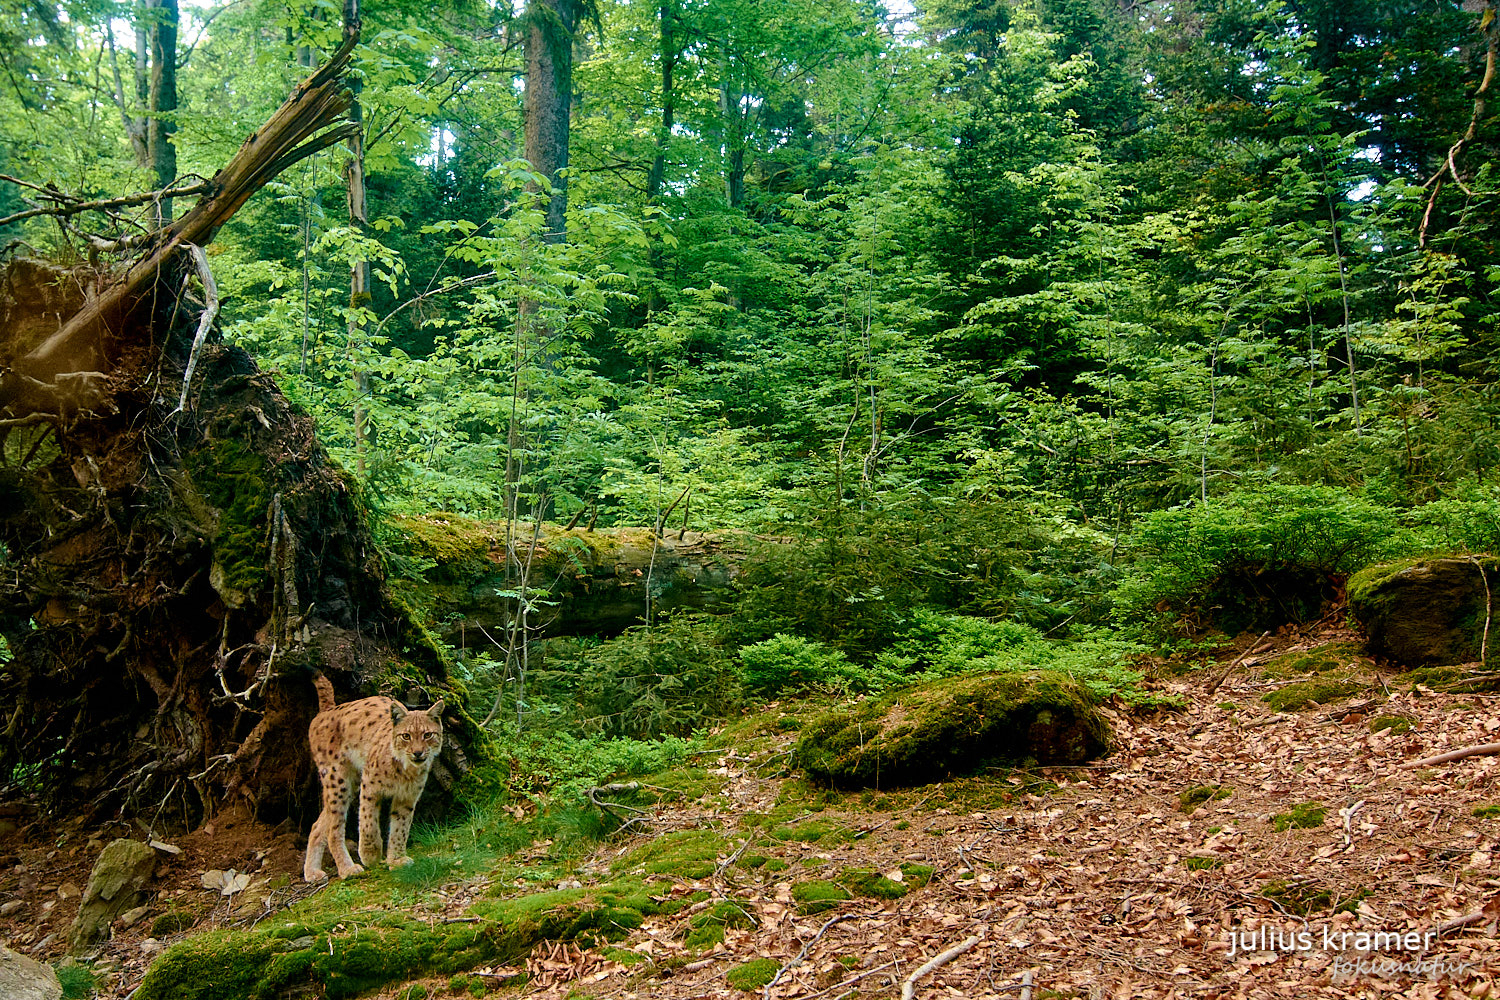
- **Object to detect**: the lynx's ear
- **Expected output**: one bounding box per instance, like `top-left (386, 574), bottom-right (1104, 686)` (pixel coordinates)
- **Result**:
top-left (428, 699), bottom-right (446, 719)
top-left (390, 703), bottom-right (408, 724)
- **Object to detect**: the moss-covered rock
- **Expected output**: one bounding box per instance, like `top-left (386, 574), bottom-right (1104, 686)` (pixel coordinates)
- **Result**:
top-left (1349, 556), bottom-right (1500, 668)
top-left (792, 671), bottom-right (1109, 788)
top-left (1391, 665), bottom-right (1500, 694)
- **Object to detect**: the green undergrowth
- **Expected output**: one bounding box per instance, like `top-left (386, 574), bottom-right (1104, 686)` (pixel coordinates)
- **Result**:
top-left (1272, 802), bottom-right (1327, 832)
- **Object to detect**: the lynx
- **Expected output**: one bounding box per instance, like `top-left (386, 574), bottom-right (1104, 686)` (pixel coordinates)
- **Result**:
top-left (303, 672), bottom-right (445, 882)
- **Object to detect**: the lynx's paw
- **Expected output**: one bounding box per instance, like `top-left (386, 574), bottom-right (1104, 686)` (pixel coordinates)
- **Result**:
top-left (336, 862), bottom-right (366, 879)
top-left (388, 855), bottom-right (414, 868)
top-left (304, 867), bottom-right (329, 884)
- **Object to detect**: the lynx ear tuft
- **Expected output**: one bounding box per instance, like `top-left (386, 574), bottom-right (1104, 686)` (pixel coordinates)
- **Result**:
top-left (390, 703), bottom-right (408, 724)
top-left (428, 699), bottom-right (446, 719)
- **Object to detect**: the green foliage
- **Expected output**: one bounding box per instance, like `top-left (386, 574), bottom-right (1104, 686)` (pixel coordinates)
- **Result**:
top-left (56, 964), bottom-right (96, 1000)
top-left (534, 613), bottom-right (740, 739)
top-left (738, 634), bottom-right (858, 695)
top-left (1113, 486), bottom-right (1408, 636)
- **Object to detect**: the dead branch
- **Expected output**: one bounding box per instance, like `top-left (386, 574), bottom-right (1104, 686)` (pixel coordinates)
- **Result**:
top-left (1421, 0), bottom-right (1498, 247)
top-left (174, 243), bottom-right (219, 413)
top-left (901, 934), bottom-right (983, 1000)
top-left (1403, 741), bottom-right (1500, 769)
top-left (0, 179), bottom-right (213, 230)
top-left (1204, 630), bottom-right (1272, 695)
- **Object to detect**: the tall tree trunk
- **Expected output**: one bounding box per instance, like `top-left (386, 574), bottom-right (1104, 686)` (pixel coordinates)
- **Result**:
top-left (720, 69), bottom-right (745, 207)
top-left (647, 0), bottom-right (677, 204)
top-left (147, 0), bottom-right (178, 222)
top-left (524, 0), bottom-right (579, 243)
top-left (343, 0), bottom-right (371, 474)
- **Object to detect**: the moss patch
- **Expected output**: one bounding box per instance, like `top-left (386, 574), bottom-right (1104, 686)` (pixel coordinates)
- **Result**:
top-left (790, 880), bottom-right (852, 915)
top-left (793, 671), bottom-right (1109, 788)
top-left (1260, 878), bottom-right (1331, 916)
top-left (188, 440), bottom-right (271, 600)
top-left (149, 910), bottom-right (196, 937)
top-left (134, 884), bottom-right (644, 1000)
top-left (899, 864), bottom-right (934, 887)
top-left (1262, 678), bottom-right (1364, 711)
top-left (726, 958), bottom-right (780, 990)
top-left (1473, 804), bottom-right (1500, 818)
top-left (1393, 665), bottom-right (1500, 694)
top-left (1182, 857), bottom-right (1222, 871)
top-left (1271, 802), bottom-right (1326, 831)
top-left (611, 829), bottom-right (727, 880)
top-left (1260, 642), bottom-right (1370, 679)
top-left (838, 868), bottom-right (907, 900)
top-left (1178, 785), bottom-right (1232, 813)
top-left (1368, 715), bottom-right (1413, 734)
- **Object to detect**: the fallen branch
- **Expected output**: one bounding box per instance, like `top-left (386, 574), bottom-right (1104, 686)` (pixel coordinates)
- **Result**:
top-left (1204, 630), bottom-right (1272, 695)
top-left (901, 934), bottom-right (983, 1000)
top-left (0, 178), bottom-right (213, 229)
top-left (1403, 742), bottom-right (1500, 769)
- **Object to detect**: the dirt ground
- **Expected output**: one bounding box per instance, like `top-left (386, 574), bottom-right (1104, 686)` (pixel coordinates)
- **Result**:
top-left (2, 624), bottom-right (1497, 999)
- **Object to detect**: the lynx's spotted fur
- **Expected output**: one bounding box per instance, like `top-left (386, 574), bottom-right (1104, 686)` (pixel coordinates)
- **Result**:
top-left (303, 672), bottom-right (445, 882)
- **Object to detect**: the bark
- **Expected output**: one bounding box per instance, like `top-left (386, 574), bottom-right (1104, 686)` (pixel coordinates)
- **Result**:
top-left (524, 0), bottom-right (579, 242)
top-left (147, 0), bottom-right (179, 223)
top-left (0, 33), bottom-right (466, 831)
top-left (646, 0), bottom-right (678, 204)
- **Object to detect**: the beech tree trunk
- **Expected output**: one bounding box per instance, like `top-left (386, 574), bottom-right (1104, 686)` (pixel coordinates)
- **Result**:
top-left (344, 0), bottom-right (372, 473)
top-left (647, 0), bottom-right (678, 204)
top-left (524, 0), bottom-right (579, 242)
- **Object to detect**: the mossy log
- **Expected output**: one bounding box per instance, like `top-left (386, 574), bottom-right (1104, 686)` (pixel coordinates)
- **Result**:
top-left (391, 513), bottom-right (747, 642)
top-left (0, 37), bottom-right (476, 829)
top-left (792, 671), bottom-right (1110, 788)
top-left (1348, 555), bottom-right (1500, 668)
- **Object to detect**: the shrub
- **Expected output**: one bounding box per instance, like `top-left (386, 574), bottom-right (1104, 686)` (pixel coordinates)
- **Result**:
top-left (1112, 486), bottom-right (1408, 636)
top-left (739, 634), bottom-right (857, 695)
top-left (539, 613), bottom-right (739, 739)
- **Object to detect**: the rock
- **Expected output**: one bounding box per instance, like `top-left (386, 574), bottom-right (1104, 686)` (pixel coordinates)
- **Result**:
top-left (118, 905), bottom-right (149, 928)
top-left (0, 899), bottom-right (24, 916)
top-left (793, 670), bottom-right (1110, 788)
top-left (68, 839), bottom-right (156, 954)
top-left (140, 937), bottom-right (163, 955)
top-left (55, 882), bottom-right (79, 899)
top-left (1349, 556), bottom-right (1500, 670)
top-left (0, 942), bottom-right (61, 1000)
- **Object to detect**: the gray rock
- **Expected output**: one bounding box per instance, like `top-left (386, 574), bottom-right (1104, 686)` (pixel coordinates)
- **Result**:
top-left (0, 899), bottom-right (24, 916)
top-left (0, 942), bottom-right (62, 1000)
top-left (68, 839), bottom-right (156, 954)
top-left (117, 904), bottom-right (149, 928)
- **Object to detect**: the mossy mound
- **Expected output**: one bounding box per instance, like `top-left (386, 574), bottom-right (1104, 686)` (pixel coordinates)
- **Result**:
top-left (134, 886), bottom-right (652, 1000)
top-left (1349, 555), bottom-right (1500, 668)
top-left (1368, 715), bottom-right (1413, 734)
top-left (792, 671), bottom-right (1109, 788)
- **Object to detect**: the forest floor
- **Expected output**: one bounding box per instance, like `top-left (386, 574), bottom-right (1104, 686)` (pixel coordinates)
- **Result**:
top-left (2, 623), bottom-right (1499, 999)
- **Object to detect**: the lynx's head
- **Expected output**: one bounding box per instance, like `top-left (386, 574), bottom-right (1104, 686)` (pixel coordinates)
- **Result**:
top-left (390, 700), bottom-right (445, 767)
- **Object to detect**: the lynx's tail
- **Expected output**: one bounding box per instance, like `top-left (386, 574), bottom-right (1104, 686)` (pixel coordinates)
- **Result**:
top-left (312, 671), bottom-right (337, 714)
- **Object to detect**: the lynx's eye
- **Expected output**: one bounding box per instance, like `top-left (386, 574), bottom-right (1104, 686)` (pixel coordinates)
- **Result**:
top-left (425, 733), bottom-right (438, 742)
top-left (399, 734), bottom-right (410, 741)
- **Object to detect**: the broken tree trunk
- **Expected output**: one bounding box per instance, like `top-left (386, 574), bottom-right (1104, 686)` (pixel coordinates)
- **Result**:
top-left (0, 28), bottom-right (470, 831)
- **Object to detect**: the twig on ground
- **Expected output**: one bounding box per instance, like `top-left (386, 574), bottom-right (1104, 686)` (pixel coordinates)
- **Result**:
top-left (900, 934), bottom-right (983, 1000)
top-left (1205, 630), bottom-right (1273, 695)
top-left (1403, 742), bottom-right (1500, 769)
top-left (763, 912), bottom-right (859, 999)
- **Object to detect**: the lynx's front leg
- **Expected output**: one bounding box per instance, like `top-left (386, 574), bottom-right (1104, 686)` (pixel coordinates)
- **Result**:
top-left (322, 762), bottom-right (365, 879)
top-left (357, 775), bottom-right (385, 869)
top-left (385, 793), bottom-right (419, 868)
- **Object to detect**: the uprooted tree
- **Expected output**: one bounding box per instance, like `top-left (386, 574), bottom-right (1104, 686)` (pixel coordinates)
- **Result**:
top-left (0, 29), bottom-right (474, 831)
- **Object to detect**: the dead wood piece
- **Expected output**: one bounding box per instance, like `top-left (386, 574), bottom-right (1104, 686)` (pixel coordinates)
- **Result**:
top-left (1403, 741), bottom-right (1500, 769)
top-left (900, 934), bottom-right (983, 1000)
top-left (763, 912), bottom-right (858, 999)
top-left (1204, 630), bottom-right (1272, 695)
